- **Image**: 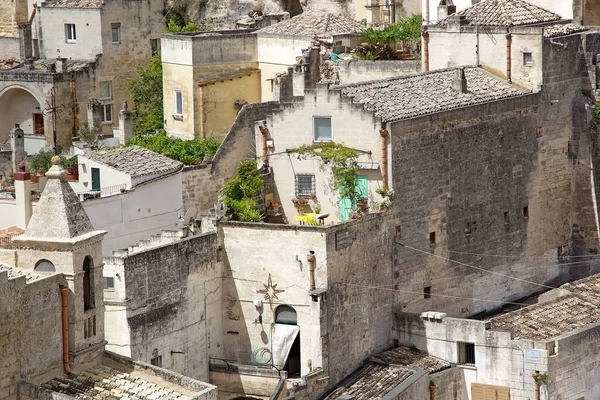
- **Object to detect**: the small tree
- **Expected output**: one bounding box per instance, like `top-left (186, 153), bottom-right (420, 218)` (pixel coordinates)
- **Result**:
top-left (126, 56), bottom-right (164, 136)
top-left (165, 12), bottom-right (200, 33)
top-left (78, 121), bottom-right (102, 149)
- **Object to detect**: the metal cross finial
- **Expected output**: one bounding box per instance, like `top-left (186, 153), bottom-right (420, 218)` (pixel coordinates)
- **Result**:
top-left (42, 86), bottom-right (65, 155)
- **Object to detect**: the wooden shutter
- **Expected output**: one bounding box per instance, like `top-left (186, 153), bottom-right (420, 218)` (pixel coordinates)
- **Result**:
top-left (471, 383), bottom-right (510, 400)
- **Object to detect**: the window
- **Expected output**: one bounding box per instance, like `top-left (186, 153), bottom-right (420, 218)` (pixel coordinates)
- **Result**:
top-left (174, 90), bottom-right (183, 116)
top-left (314, 117), bottom-right (332, 142)
top-left (65, 23), bottom-right (76, 43)
top-left (99, 81), bottom-right (112, 100)
top-left (295, 174), bottom-right (315, 198)
top-left (504, 211), bottom-right (510, 225)
top-left (458, 342), bottom-right (476, 365)
top-left (83, 256), bottom-right (95, 311)
top-left (84, 316), bottom-right (96, 339)
top-left (111, 23), bottom-right (121, 43)
top-left (104, 276), bottom-right (115, 290)
top-left (523, 206), bottom-right (529, 218)
top-left (429, 231), bottom-right (436, 245)
top-left (101, 103), bottom-right (113, 123)
top-left (423, 286), bottom-right (431, 299)
top-left (151, 38), bottom-right (161, 56)
top-left (150, 356), bottom-right (162, 368)
top-left (523, 52), bottom-right (533, 67)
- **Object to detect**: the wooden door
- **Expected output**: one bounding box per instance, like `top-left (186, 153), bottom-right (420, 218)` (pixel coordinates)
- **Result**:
top-left (33, 114), bottom-right (44, 135)
top-left (471, 383), bottom-right (510, 400)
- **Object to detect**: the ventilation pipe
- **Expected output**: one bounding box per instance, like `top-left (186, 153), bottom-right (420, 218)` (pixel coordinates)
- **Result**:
top-left (60, 286), bottom-right (71, 373)
top-left (379, 129), bottom-right (389, 189)
top-left (422, 31), bottom-right (430, 72)
top-left (505, 33), bottom-right (512, 83)
top-left (307, 251), bottom-right (316, 290)
top-left (259, 124), bottom-right (269, 166)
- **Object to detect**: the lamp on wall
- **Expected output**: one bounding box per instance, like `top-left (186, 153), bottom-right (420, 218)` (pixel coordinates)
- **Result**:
top-left (253, 299), bottom-right (263, 325)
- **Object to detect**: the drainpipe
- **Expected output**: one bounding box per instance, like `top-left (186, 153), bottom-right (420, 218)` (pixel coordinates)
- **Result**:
top-left (505, 33), bottom-right (512, 83)
top-left (307, 251), bottom-right (316, 291)
top-left (379, 129), bottom-right (389, 189)
top-left (60, 286), bottom-right (71, 373)
top-left (422, 31), bottom-right (430, 72)
top-left (259, 125), bottom-right (269, 166)
top-left (429, 383), bottom-right (437, 400)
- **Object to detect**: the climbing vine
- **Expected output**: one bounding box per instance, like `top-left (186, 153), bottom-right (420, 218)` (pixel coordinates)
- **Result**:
top-left (290, 142), bottom-right (362, 205)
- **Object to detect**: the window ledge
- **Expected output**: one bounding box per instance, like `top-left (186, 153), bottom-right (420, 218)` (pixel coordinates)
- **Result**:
top-left (172, 114), bottom-right (184, 121)
top-left (458, 364), bottom-right (477, 370)
top-left (101, 121), bottom-right (113, 125)
top-left (313, 139), bottom-right (332, 143)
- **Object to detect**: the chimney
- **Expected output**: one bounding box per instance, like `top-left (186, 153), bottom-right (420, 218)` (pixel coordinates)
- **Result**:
top-left (14, 167), bottom-right (32, 229)
top-left (119, 101), bottom-right (132, 146)
top-left (273, 67), bottom-right (294, 103)
top-left (46, 62), bottom-right (56, 73)
top-left (447, 14), bottom-right (467, 32)
top-left (87, 100), bottom-right (102, 128)
top-left (452, 67), bottom-right (468, 93)
top-left (437, 0), bottom-right (456, 21)
top-left (18, 22), bottom-right (32, 60)
top-left (304, 42), bottom-right (321, 90)
top-left (56, 57), bottom-right (68, 73)
top-left (10, 124), bottom-right (25, 173)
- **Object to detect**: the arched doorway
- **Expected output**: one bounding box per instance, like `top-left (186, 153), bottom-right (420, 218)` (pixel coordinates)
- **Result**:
top-left (0, 87), bottom-right (44, 141)
top-left (275, 305), bottom-right (301, 377)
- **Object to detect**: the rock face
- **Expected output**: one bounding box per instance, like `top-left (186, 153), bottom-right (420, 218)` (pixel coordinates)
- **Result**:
top-left (171, 0), bottom-right (354, 29)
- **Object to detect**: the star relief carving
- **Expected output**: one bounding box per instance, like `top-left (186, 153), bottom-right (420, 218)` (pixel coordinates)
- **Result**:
top-left (257, 273), bottom-right (285, 302)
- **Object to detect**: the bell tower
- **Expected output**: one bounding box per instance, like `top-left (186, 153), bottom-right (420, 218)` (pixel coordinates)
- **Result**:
top-left (13, 156), bottom-right (107, 370)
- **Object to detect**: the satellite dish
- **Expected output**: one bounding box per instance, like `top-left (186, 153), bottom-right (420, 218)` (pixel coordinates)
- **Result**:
top-left (182, 207), bottom-right (198, 235)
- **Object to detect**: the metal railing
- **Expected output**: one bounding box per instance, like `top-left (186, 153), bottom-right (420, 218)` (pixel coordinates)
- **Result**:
top-left (0, 190), bottom-right (42, 201)
top-left (0, 233), bottom-right (22, 249)
top-left (77, 184), bottom-right (127, 201)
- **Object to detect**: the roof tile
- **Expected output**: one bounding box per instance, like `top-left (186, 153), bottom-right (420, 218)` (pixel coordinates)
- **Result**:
top-left (258, 11), bottom-right (363, 37)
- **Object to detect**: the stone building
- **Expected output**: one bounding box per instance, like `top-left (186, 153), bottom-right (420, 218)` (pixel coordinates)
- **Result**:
top-left (0, 157), bottom-right (216, 399)
top-left (0, 0), bottom-right (165, 152)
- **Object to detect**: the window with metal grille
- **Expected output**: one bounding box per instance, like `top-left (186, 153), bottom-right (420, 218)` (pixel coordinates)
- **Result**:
top-left (458, 342), bottom-right (476, 365)
top-left (295, 174), bottom-right (315, 198)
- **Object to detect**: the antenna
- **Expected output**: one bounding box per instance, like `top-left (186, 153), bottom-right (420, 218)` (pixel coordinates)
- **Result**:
top-left (182, 207), bottom-right (199, 235)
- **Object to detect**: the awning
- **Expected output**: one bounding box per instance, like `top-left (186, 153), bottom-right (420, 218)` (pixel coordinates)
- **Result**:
top-left (271, 324), bottom-right (300, 369)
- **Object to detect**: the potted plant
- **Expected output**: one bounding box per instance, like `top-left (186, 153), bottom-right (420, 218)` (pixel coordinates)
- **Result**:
top-left (292, 198), bottom-right (309, 206)
top-left (312, 203), bottom-right (322, 213)
top-left (376, 186), bottom-right (394, 198)
top-left (357, 198), bottom-right (369, 212)
top-left (350, 209), bottom-right (363, 219)
top-left (379, 197), bottom-right (392, 212)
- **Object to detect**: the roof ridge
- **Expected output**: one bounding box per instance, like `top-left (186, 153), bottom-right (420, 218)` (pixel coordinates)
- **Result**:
top-left (439, 0), bottom-right (561, 27)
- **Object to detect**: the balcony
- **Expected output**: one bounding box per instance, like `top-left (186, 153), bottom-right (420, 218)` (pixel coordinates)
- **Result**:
top-left (77, 184), bottom-right (127, 201)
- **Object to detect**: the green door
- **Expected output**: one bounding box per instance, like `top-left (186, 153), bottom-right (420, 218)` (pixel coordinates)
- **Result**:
top-left (91, 168), bottom-right (101, 191)
top-left (340, 175), bottom-right (368, 221)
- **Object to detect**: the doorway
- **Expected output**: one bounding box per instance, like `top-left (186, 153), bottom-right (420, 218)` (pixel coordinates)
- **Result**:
top-left (275, 305), bottom-right (301, 377)
top-left (340, 175), bottom-right (368, 221)
top-left (33, 114), bottom-right (44, 135)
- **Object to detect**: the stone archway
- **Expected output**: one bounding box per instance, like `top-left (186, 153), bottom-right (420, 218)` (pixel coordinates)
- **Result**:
top-left (0, 86), bottom-right (44, 142)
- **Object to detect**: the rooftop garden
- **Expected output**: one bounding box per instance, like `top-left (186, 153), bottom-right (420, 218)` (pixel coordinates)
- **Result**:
top-left (352, 14), bottom-right (422, 60)
top-left (126, 131), bottom-right (220, 165)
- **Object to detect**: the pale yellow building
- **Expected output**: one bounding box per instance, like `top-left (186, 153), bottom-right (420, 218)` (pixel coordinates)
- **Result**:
top-left (161, 12), bottom-right (363, 141)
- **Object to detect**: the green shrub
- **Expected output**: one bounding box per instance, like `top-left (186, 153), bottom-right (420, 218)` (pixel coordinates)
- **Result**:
top-left (27, 150), bottom-right (54, 173)
top-left (221, 160), bottom-right (264, 222)
top-left (126, 131), bottom-right (219, 165)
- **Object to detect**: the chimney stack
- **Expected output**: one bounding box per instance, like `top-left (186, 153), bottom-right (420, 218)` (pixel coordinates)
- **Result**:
top-left (452, 67), bottom-right (468, 94)
top-left (10, 124), bottom-right (25, 173)
top-left (437, 0), bottom-right (456, 21)
top-left (18, 23), bottom-right (32, 60)
top-left (119, 101), bottom-right (132, 146)
top-left (87, 100), bottom-right (102, 129)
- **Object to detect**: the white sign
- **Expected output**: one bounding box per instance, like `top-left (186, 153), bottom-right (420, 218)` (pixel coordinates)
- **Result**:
top-left (526, 349), bottom-right (541, 362)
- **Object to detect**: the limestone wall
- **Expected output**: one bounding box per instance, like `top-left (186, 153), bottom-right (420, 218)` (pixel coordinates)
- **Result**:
top-left (333, 60), bottom-right (421, 85)
top-left (105, 231), bottom-right (223, 382)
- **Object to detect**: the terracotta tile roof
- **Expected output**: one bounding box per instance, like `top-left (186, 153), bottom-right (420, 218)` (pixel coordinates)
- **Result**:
top-left (336, 67), bottom-right (525, 123)
top-left (84, 146), bottom-right (183, 179)
top-left (371, 347), bottom-right (451, 373)
top-left (488, 274), bottom-right (600, 340)
top-left (543, 23), bottom-right (587, 38)
top-left (41, 0), bottom-right (103, 8)
top-left (438, 0), bottom-right (561, 27)
top-left (323, 347), bottom-right (449, 400)
top-left (258, 11), bottom-right (363, 37)
top-left (41, 365), bottom-right (193, 399)
top-left (324, 364), bottom-right (415, 400)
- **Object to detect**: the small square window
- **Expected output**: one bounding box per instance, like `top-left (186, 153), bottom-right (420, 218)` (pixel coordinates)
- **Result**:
top-left (150, 356), bottom-right (162, 368)
top-left (314, 117), bottom-right (332, 142)
top-left (99, 81), bottom-right (112, 100)
top-left (523, 52), bottom-right (533, 67)
top-left (101, 104), bottom-right (113, 123)
top-left (295, 174), bottom-right (315, 197)
top-left (423, 286), bottom-right (431, 299)
top-left (151, 39), bottom-right (161, 56)
top-left (104, 276), bottom-right (115, 290)
top-left (429, 231), bottom-right (436, 244)
top-left (65, 23), bottom-right (76, 43)
top-left (523, 206), bottom-right (529, 218)
top-left (174, 90), bottom-right (183, 116)
top-left (111, 23), bottom-right (121, 44)
top-left (458, 342), bottom-right (476, 365)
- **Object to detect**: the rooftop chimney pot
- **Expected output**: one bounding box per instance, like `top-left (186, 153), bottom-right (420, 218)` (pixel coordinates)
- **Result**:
top-left (452, 67), bottom-right (468, 94)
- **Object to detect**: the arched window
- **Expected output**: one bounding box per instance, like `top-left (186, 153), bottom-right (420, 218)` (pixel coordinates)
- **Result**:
top-left (34, 259), bottom-right (55, 273)
top-left (275, 305), bottom-right (297, 325)
top-left (83, 256), bottom-right (94, 311)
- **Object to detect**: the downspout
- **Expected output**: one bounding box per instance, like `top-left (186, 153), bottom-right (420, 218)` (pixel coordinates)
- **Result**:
top-left (60, 286), bottom-right (71, 374)
top-left (307, 251), bottom-right (316, 291)
top-left (422, 31), bottom-right (429, 72)
top-left (260, 125), bottom-right (269, 166)
top-left (379, 129), bottom-right (389, 189)
top-left (71, 79), bottom-right (78, 138)
top-left (506, 33), bottom-right (512, 83)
